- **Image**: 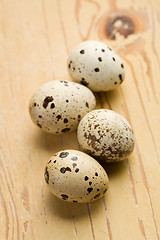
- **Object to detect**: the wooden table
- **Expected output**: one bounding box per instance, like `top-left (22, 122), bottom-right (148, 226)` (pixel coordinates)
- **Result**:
top-left (0, 0), bottom-right (160, 239)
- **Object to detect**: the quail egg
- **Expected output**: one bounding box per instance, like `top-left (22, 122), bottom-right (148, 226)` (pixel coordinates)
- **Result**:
top-left (67, 40), bottom-right (125, 92)
top-left (77, 109), bottom-right (135, 161)
top-left (44, 150), bottom-right (109, 203)
top-left (29, 80), bottom-right (96, 134)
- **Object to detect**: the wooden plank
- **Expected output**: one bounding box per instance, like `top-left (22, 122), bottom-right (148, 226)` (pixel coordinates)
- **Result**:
top-left (0, 0), bottom-right (160, 239)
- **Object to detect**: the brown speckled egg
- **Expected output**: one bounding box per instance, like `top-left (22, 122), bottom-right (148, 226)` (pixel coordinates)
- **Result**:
top-left (29, 80), bottom-right (96, 134)
top-left (44, 150), bottom-right (109, 203)
top-left (77, 109), bottom-right (135, 162)
top-left (67, 40), bottom-right (125, 92)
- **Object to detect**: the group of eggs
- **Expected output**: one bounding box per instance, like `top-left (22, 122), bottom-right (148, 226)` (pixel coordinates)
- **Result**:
top-left (29, 40), bottom-right (134, 203)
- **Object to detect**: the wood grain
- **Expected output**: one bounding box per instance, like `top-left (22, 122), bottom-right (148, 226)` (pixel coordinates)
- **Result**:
top-left (0, 0), bottom-right (160, 239)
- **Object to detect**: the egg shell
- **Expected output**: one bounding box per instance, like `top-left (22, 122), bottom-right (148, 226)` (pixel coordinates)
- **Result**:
top-left (67, 40), bottom-right (125, 92)
top-left (77, 109), bottom-right (135, 162)
top-left (29, 80), bottom-right (96, 134)
top-left (44, 150), bottom-right (109, 203)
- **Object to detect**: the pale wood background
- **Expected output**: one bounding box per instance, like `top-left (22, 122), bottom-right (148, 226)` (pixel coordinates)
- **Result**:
top-left (0, 0), bottom-right (160, 239)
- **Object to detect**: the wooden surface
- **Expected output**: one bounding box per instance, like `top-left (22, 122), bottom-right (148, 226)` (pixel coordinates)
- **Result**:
top-left (0, 0), bottom-right (160, 239)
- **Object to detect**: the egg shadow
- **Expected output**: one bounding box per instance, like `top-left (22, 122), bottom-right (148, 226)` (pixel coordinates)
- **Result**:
top-left (31, 128), bottom-right (79, 153)
top-left (94, 88), bottom-right (120, 109)
top-left (45, 191), bottom-right (103, 220)
top-left (100, 159), bottom-right (128, 180)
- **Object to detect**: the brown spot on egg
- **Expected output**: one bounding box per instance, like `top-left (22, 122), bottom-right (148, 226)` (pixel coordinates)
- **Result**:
top-left (59, 152), bottom-right (69, 158)
top-left (64, 118), bottom-right (68, 123)
top-left (68, 61), bottom-right (72, 69)
top-left (43, 96), bottom-right (53, 108)
top-left (119, 74), bottom-right (123, 83)
top-left (56, 115), bottom-right (61, 121)
top-left (66, 167), bottom-right (71, 172)
top-left (44, 167), bottom-right (49, 184)
top-left (98, 57), bottom-right (102, 62)
top-left (94, 193), bottom-right (100, 199)
top-left (60, 167), bottom-right (66, 174)
top-left (85, 133), bottom-right (103, 151)
top-left (80, 49), bottom-right (85, 54)
top-left (61, 194), bottom-right (68, 200)
top-left (86, 102), bottom-right (89, 108)
top-left (87, 188), bottom-right (93, 194)
top-left (61, 128), bottom-right (70, 133)
top-left (72, 163), bottom-right (77, 168)
top-left (71, 156), bottom-right (78, 161)
top-left (37, 123), bottom-right (42, 128)
top-left (50, 103), bottom-right (55, 109)
top-left (111, 133), bottom-right (115, 139)
top-left (94, 124), bottom-right (99, 129)
top-left (94, 68), bottom-right (100, 72)
top-left (103, 189), bottom-right (107, 194)
top-left (80, 78), bottom-right (89, 86)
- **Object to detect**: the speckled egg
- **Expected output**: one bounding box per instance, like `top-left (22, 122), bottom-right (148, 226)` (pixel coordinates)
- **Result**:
top-left (67, 40), bottom-right (125, 92)
top-left (29, 80), bottom-right (96, 134)
top-left (77, 109), bottom-right (135, 162)
top-left (44, 150), bottom-right (109, 203)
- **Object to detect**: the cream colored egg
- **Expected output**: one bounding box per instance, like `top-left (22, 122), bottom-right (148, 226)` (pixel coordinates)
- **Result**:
top-left (77, 109), bottom-right (135, 162)
top-left (44, 150), bottom-right (109, 203)
top-left (29, 80), bottom-right (96, 134)
top-left (67, 40), bottom-right (125, 92)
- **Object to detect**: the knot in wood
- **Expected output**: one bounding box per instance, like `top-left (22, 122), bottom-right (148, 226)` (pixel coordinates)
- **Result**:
top-left (105, 15), bottom-right (135, 40)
